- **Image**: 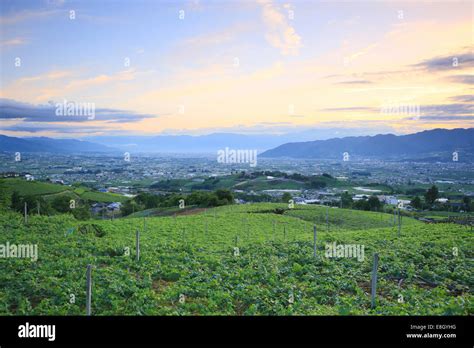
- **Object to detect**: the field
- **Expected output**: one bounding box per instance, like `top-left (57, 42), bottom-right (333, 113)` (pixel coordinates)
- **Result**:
top-left (0, 178), bottom-right (127, 203)
top-left (0, 203), bottom-right (472, 315)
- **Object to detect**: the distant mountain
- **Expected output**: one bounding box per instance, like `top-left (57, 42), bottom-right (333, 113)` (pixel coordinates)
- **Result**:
top-left (2, 128), bottom-right (473, 159)
top-left (0, 135), bottom-right (117, 153)
top-left (83, 128), bottom-right (390, 153)
top-left (84, 133), bottom-right (286, 153)
top-left (260, 128), bottom-right (474, 161)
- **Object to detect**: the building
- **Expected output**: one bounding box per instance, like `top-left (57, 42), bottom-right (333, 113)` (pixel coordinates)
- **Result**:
top-left (107, 202), bottom-right (122, 212)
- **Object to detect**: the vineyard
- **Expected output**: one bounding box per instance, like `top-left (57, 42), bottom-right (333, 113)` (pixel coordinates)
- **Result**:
top-left (0, 203), bottom-right (472, 315)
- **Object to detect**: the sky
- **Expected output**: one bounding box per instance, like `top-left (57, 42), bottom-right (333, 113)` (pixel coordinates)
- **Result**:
top-left (0, 0), bottom-right (473, 138)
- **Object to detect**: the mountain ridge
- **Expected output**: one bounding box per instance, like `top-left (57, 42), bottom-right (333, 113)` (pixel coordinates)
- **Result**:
top-left (0, 135), bottom-right (117, 153)
top-left (260, 128), bottom-right (474, 160)
top-left (0, 128), bottom-right (473, 158)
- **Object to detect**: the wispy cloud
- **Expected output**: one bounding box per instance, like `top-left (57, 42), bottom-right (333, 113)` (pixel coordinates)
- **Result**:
top-left (0, 37), bottom-right (28, 47)
top-left (0, 98), bottom-right (156, 123)
top-left (449, 95), bottom-right (473, 103)
top-left (321, 107), bottom-right (377, 112)
top-left (0, 9), bottom-right (61, 26)
top-left (446, 74), bottom-right (474, 85)
top-left (412, 51), bottom-right (474, 71)
top-left (257, 0), bottom-right (302, 55)
top-left (336, 80), bottom-right (373, 85)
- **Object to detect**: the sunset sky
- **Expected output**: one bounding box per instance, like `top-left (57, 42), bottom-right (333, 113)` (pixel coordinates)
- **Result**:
top-left (0, 0), bottom-right (473, 138)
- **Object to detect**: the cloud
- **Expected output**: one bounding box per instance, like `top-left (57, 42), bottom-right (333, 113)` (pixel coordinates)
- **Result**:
top-left (0, 38), bottom-right (28, 47)
top-left (17, 70), bottom-right (73, 84)
top-left (336, 80), bottom-right (373, 85)
top-left (184, 27), bottom-right (236, 47)
top-left (0, 124), bottom-right (105, 134)
top-left (449, 95), bottom-right (473, 103)
top-left (421, 103), bottom-right (474, 116)
top-left (412, 51), bottom-right (474, 71)
top-left (446, 74), bottom-right (474, 85)
top-left (0, 9), bottom-right (61, 26)
top-left (0, 98), bottom-right (156, 123)
top-left (321, 107), bottom-right (377, 112)
top-left (1, 68), bottom-right (139, 103)
top-left (65, 69), bottom-right (137, 90)
top-left (415, 115), bottom-right (474, 121)
top-left (257, 0), bottom-right (302, 55)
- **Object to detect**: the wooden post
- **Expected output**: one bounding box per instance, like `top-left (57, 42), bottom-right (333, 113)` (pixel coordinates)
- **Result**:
top-left (371, 253), bottom-right (379, 308)
top-left (313, 225), bottom-right (317, 258)
top-left (283, 225), bottom-right (286, 241)
top-left (136, 230), bottom-right (140, 262)
top-left (246, 219), bottom-right (249, 240)
top-left (86, 264), bottom-right (92, 315)
top-left (24, 202), bottom-right (27, 224)
top-left (398, 209), bottom-right (402, 237)
top-left (326, 206), bottom-right (329, 232)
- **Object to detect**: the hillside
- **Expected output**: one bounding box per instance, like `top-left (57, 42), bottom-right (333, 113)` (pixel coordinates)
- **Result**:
top-left (0, 203), bottom-right (471, 315)
top-left (0, 135), bottom-right (117, 153)
top-left (261, 128), bottom-right (474, 160)
top-left (0, 178), bottom-right (127, 203)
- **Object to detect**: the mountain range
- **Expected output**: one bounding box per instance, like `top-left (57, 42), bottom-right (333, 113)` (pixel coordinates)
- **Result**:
top-left (260, 128), bottom-right (474, 161)
top-left (0, 135), bottom-right (115, 153)
top-left (0, 128), bottom-right (473, 160)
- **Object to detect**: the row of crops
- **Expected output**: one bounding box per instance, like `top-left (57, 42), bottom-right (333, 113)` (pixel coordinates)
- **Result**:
top-left (0, 204), bottom-right (472, 315)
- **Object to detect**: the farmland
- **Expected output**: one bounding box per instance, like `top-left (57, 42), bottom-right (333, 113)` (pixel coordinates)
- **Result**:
top-left (0, 203), bottom-right (471, 315)
top-left (0, 178), bottom-right (128, 203)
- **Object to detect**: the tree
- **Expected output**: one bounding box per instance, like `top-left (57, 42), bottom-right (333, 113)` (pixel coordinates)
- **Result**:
top-left (11, 191), bottom-right (22, 212)
top-left (121, 199), bottom-right (141, 216)
top-left (306, 177), bottom-right (327, 189)
top-left (72, 205), bottom-right (91, 220)
top-left (52, 195), bottom-right (72, 213)
top-left (215, 189), bottom-right (234, 205)
top-left (411, 196), bottom-right (422, 210)
top-left (368, 195), bottom-right (381, 211)
top-left (425, 185), bottom-right (439, 205)
top-left (462, 196), bottom-right (472, 212)
top-left (281, 192), bottom-right (292, 203)
top-left (340, 191), bottom-right (353, 208)
top-left (353, 199), bottom-right (370, 211)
